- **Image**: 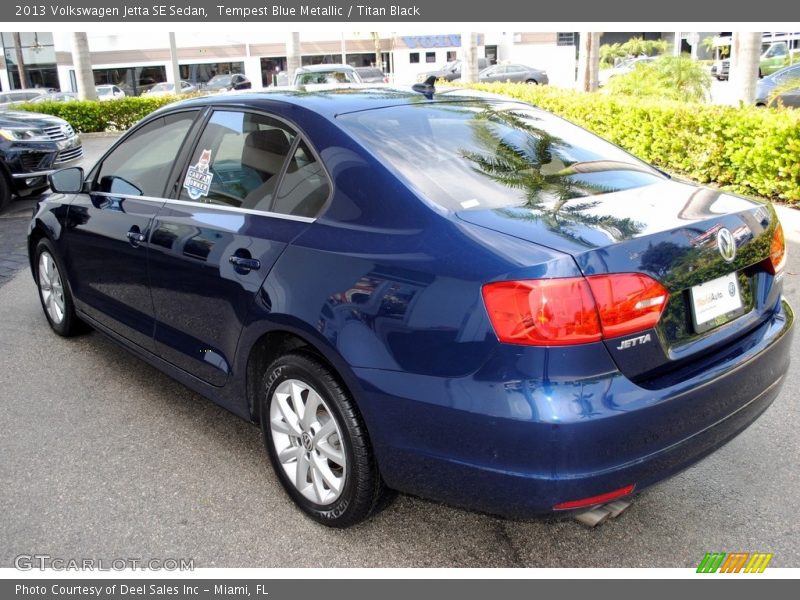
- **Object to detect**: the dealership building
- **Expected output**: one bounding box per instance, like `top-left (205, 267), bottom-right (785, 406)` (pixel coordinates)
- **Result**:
top-left (1, 31), bottom-right (698, 94)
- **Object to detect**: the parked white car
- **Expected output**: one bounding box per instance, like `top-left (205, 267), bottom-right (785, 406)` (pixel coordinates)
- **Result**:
top-left (95, 85), bottom-right (125, 101)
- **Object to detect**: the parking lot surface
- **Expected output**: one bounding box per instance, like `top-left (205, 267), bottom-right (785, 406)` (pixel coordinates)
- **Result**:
top-left (0, 137), bottom-right (799, 568)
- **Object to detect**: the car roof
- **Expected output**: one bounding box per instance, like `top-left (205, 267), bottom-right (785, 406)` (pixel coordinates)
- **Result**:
top-left (155, 86), bottom-right (529, 121)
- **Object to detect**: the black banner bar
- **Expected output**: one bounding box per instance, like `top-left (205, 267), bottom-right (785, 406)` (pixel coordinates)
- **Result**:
top-left (3, 0), bottom-right (800, 22)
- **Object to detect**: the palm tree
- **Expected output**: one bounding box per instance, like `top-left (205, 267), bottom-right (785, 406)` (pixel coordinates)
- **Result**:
top-left (370, 32), bottom-right (382, 70)
top-left (12, 33), bottom-right (27, 89)
top-left (459, 107), bottom-right (644, 245)
top-left (71, 33), bottom-right (97, 100)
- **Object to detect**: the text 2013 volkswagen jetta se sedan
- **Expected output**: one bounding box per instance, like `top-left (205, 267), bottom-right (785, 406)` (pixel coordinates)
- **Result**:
top-left (29, 88), bottom-right (793, 527)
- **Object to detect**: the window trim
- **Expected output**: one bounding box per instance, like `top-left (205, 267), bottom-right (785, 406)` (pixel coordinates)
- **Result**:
top-left (88, 191), bottom-right (316, 223)
top-left (170, 106), bottom-right (333, 220)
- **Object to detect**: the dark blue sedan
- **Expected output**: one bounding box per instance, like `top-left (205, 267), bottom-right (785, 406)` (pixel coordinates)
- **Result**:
top-left (29, 87), bottom-right (793, 527)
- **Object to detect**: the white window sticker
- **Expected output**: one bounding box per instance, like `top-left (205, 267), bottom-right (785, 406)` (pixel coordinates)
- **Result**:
top-left (460, 199), bottom-right (480, 209)
top-left (183, 149), bottom-right (213, 200)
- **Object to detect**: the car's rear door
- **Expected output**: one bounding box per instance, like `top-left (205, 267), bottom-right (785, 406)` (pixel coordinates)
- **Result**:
top-left (148, 108), bottom-right (330, 386)
top-left (64, 109), bottom-right (202, 350)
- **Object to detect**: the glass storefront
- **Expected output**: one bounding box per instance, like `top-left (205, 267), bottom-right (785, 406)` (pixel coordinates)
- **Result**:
top-left (2, 32), bottom-right (59, 90)
top-left (93, 65), bottom-right (166, 96)
top-left (179, 61), bottom-right (245, 86)
top-left (260, 57), bottom-right (287, 87)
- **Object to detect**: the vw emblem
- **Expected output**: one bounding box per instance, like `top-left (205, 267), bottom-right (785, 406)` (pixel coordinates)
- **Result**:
top-left (717, 228), bottom-right (736, 262)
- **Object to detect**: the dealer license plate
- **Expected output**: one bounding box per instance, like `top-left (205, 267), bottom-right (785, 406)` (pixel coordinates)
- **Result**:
top-left (690, 272), bottom-right (744, 332)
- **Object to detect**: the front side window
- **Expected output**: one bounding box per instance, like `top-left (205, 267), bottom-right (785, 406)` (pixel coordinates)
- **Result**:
top-left (95, 111), bottom-right (197, 197)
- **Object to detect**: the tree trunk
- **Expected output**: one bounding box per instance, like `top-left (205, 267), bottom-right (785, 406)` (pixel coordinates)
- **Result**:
top-left (577, 32), bottom-right (600, 91)
top-left (372, 32), bottom-right (382, 70)
top-left (168, 32), bottom-right (181, 92)
top-left (12, 32), bottom-right (27, 89)
top-left (286, 33), bottom-right (301, 82)
top-left (461, 31), bottom-right (479, 83)
top-left (730, 32), bottom-right (761, 105)
top-left (72, 33), bottom-right (97, 100)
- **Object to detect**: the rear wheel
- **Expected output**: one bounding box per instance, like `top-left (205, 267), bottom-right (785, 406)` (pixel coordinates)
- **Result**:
top-left (34, 238), bottom-right (82, 336)
top-left (260, 352), bottom-right (388, 527)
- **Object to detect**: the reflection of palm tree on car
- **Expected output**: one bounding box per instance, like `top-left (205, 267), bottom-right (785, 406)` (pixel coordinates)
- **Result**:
top-left (459, 108), bottom-right (644, 244)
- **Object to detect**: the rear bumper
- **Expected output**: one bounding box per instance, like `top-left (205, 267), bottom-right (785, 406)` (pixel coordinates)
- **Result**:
top-left (353, 299), bottom-right (793, 518)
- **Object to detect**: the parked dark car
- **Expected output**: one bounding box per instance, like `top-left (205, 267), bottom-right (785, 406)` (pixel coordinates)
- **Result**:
top-left (755, 63), bottom-right (800, 107)
top-left (0, 110), bottom-right (82, 210)
top-left (418, 58), bottom-right (490, 82)
top-left (355, 67), bottom-right (389, 83)
top-left (30, 88), bottom-right (792, 527)
top-left (205, 73), bottom-right (252, 92)
top-left (463, 63), bottom-right (548, 85)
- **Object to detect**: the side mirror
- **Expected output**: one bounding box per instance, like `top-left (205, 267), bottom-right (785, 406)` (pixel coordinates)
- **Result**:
top-left (48, 167), bottom-right (84, 194)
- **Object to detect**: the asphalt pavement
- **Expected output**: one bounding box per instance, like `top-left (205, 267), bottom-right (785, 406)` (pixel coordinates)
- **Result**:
top-left (0, 137), bottom-right (799, 568)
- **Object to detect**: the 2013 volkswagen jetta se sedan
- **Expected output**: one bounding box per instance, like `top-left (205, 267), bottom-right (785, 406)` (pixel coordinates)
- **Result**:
top-left (29, 88), bottom-right (793, 527)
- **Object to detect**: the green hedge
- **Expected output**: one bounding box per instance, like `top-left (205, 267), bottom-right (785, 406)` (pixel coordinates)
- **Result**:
top-left (467, 83), bottom-right (800, 204)
top-left (16, 96), bottom-right (183, 133)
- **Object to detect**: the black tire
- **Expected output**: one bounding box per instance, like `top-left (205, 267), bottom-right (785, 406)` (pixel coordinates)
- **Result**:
top-left (260, 351), bottom-right (388, 527)
top-left (33, 238), bottom-right (83, 337)
top-left (0, 175), bottom-right (12, 212)
top-left (525, 79), bottom-right (538, 85)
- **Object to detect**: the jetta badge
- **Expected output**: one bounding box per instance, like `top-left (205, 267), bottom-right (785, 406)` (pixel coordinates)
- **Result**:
top-left (717, 228), bottom-right (736, 262)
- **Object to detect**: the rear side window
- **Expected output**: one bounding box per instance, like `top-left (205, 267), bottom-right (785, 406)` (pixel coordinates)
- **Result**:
top-left (180, 110), bottom-right (296, 209)
top-left (271, 140), bottom-right (330, 218)
top-left (338, 102), bottom-right (665, 212)
top-left (95, 111), bottom-right (197, 197)
top-left (179, 110), bottom-right (330, 218)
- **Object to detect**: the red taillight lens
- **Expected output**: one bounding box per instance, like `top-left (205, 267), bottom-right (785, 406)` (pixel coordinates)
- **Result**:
top-left (481, 278), bottom-right (602, 346)
top-left (482, 273), bottom-right (669, 346)
top-left (767, 223), bottom-right (786, 275)
top-left (553, 484), bottom-right (636, 510)
top-left (586, 273), bottom-right (669, 338)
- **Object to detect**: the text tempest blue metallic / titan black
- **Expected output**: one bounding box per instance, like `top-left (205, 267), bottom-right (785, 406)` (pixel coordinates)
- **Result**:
top-left (28, 86), bottom-right (793, 527)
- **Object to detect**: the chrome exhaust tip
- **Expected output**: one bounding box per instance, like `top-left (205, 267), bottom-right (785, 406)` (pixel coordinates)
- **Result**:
top-left (574, 499), bottom-right (632, 527)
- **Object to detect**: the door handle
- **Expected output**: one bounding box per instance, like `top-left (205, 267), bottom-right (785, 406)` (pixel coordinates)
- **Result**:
top-left (126, 230), bottom-right (146, 246)
top-left (229, 256), bottom-right (261, 271)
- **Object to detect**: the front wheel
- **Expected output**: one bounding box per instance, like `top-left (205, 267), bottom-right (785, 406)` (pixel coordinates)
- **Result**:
top-left (525, 79), bottom-right (539, 85)
top-left (34, 238), bottom-right (83, 336)
top-left (260, 352), bottom-right (389, 527)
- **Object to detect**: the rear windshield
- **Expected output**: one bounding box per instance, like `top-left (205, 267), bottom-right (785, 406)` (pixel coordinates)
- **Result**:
top-left (337, 102), bottom-right (664, 211)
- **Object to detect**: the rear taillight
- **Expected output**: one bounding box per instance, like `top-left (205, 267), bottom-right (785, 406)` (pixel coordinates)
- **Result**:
top-left (481, 278), bottom-right (602, 346)
top-left (586, 273), bottom-right (669, 338)
top-left (482, 273), bottom-right (669, 347)
top-left (766, 223), bottom-right (786, 275)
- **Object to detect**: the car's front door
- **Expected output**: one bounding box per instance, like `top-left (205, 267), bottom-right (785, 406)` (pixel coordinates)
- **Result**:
top-left (64, 110), bottom-right (201, 349)
top-left (148, 109), bottom-right (330, 385)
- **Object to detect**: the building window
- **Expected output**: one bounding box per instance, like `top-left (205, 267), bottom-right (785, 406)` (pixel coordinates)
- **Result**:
top-left (446, 50), bottom-right (457, 61)
top-left (93, 65), bottom-right (167, 96)
top-left (557, 32), bottom-right (576, 46)
top-left (426, 51), bottom-right (436, 63)
top-left (178, 62), bottom-right (244, 89)
top-left (1, 32), bottom-right (58, 89)
top-left (409, 52), bottom-right (420, 64)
